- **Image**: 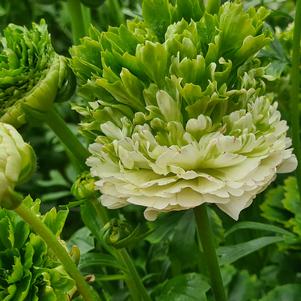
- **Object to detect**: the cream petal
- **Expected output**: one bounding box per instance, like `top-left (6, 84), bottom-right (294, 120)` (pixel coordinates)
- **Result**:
top-left (277, 154), bottom-right (297, 173)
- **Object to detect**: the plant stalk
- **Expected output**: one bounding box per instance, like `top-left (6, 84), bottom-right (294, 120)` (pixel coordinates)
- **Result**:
top-left (206, 0), bottom-right (221, 14)
top-left (81, 4), bottom-right (92, 33)
top-left (290, 0), bottom-right (301, 196)
top-left (45, 107), bottom-right (89, 171)
top-left (117, 249), bottom-right (151, 301)
top-left (86, 198), bottom-right (151, 300)
top-left (14, 203), bottom-right (100, 301)
top-left (194, 205), bottom-right (226, 301)
top-left (108, 0), bottom-right (125, 25)
top-left (67, 0), bottom-right (87, 44)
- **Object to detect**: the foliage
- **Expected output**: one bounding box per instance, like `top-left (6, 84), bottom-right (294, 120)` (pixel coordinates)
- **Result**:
top-left (0, 196), bottom-right (74, 300)
top-left (0, 0), bottom-right (301, 300)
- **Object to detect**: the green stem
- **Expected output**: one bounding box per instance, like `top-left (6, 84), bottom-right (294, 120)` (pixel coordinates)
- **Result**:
top-left (199, 0), bottom-right (205, 11)
top-left (290, 0), bottom-right (301, 196)
top-left (206, 0), bottom-right (221, 14)
top-left (117, 249), bottom-right (151, 301)
top-left (81, 4), bottom-right (92, 33)
top-left (85, 198), bottom-right (150, 300)
top-left (108, 0), bottom-right (125, 25)
top-left (45, 107), bottom-right (89, 171)
top-left (194, 205), bottom-right (226, 301)
top-left (67, 0), bottom-right (87, 44)
top-left (14, 203), bottom-right (100, 301)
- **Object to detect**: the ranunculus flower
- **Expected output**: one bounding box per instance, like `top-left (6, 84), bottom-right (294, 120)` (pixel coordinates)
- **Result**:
top-left (71, 1), bottom-right (297, 220)
top-left (0, 122), bottom-right (36, 208)
top-left (0, 20), bottom-right (74, 128)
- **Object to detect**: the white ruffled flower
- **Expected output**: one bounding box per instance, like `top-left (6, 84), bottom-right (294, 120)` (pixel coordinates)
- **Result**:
top-left (87, 96), bottom-right (297, 220)
top-left (71, 1), bottom-right (296, 220)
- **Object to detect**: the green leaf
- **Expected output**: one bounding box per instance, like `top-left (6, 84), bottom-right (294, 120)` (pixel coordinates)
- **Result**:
top-left (14, 218), bottom-right (30, 250)
top-left (136, 42), bottom-right (168, 86)
top-left (169, 211), bottom-right (198, 272)
top-left (142, 0), bottom-right (171, 41)
top-left (146, 211), bottom-right (184, 244)
top-left (79, 252), bottom-right (123, 271)
top-left (36, 170), bottom-right (70, 188)
top-left (225, 221), bottom-right (294, 238)
top-left (260, 284), bottom-right (301, 301)
top-left (261, 177), bottom-right (301, 240)
top-left (42, 208), bottom-right (69, 237)
top-left (67, 227), bottom-right (94, 254)
top-left (228, 270), bottom-right (262, 301)
top-left (174, 0), bottom-right (203, 22)
top-left (0, 216), bottom-right (14, 249)
top-left (218, 236), bottom-right (284, 266)
top-left (261, 185), bottom-right (288, 224)
top-left (154, 273), bottom-right (210, 301)
top-left (80, 200), bottom-right (106, 244)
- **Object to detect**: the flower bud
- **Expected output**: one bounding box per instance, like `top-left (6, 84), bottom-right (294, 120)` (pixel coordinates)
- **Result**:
top-left (0, 20), bottom-right (75, 128)
top-left (102, 218), bottom-right (133, 246)
top-left (71, 172), bottom-right (97, 200)
top-left (0, 122), bottom-right (36, 208)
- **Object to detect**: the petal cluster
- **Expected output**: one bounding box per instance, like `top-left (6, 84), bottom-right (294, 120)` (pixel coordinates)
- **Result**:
top-left (71, 0), bottom-right (297, 220)
top-left (88, 96), bottom-right (296, 220)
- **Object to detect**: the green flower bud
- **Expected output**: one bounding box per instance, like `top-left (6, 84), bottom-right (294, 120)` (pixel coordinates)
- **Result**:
top-left (71, 172), bottom-right (97, 200)
top-left (102, 218), bottom-right (153, 248)
top-left (0, 122), bottom-right (36, 209)
top-left (102, 218), bottom-right (133, 246)
top-left (0, 20), bottom-right (75, 128)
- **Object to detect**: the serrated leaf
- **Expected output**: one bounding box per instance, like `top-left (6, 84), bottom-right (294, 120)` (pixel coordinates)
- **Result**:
top-left (174, 0), bottom-right (203, 22)
top-left (136, 42), bottom-right (168, 86)
top-left (261, 185), bottom-right (288, 224)
top-left (155, 273), bottom-right (210, 301)
top-left (67, 227), bottom-right (94, 254)
top-left (260, 284), bottom-right (301, 301)
top-left (142, 0), bottom-right (171, 41)
top-left (42, 208), bottom-right (69, 237)
top-left (0, 216), bottom-right (14, 249)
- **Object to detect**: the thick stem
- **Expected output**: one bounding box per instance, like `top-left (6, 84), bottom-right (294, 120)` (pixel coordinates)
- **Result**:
top-left (194, 205), bottom-right (226, 301)
top-left (14, 203), bottom-right (100, 301)
top-left (44, 107), bottom-right (89, 171)
top-left (117, 249), bottom-right (151, 301)
top-left (290, 0), bottom-right (301, 196)
top-left (206, 0), bottom-right (221, 14)
top-left (67, 0), bottom-right (87, 44)
top-left (81, 4), bottom-right (92, 33)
